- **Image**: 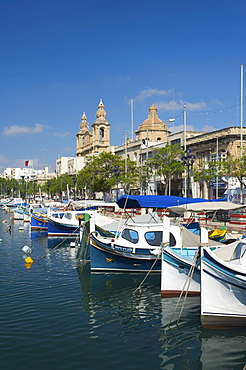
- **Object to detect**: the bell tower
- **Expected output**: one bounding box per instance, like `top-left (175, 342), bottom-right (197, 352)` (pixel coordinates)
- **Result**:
top-left (76, 112), bottom-right (92, 157)
top-left (92, 99), bottom-right (110, 153)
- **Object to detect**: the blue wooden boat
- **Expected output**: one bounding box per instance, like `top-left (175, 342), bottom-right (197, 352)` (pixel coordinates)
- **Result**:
top-left (30, 213), bottom-right (48, 231)
top-left (89, 217), bottom-right (203, 273)
top-left (88, 195), bottom-right (227, 273)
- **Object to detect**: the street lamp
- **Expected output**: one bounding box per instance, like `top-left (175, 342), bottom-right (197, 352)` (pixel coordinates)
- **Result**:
top-left (72, 175), bottom-right (76, 200)
top-left (181, 149), bottom-right (196, 197)
top-left (114, 165), bottom-right (120, 199)
top-left (47, 180), bottom-right (50, 199)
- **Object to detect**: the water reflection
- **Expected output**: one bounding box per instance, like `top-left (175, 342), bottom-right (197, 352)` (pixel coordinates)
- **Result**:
top-left (76, 267), bottom-right (246, 370)
top-left (200, 328), bottom-right (246, 369)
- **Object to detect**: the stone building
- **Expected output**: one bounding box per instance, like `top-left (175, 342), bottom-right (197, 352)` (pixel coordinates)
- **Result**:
top-left (73, 100), bottom-right (246, 199)
top-left (76, 99), bottom-right (110, 157)
top-left (135, 103), bottom-right (170, 142)
top-left (183, 126), bottom-right (246, 198)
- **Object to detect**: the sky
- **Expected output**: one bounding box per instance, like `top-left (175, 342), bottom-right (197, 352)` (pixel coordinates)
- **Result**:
top-left (1, 0), bottom-right (246, 173)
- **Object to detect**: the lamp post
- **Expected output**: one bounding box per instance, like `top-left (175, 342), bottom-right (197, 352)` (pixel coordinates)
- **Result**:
top-left (114, 165), bottom-right (120, 199)
top-left (33, 178), bottom-right (37, 201)
top-left (181, 149), bottom-right (196, 197)
top-left (72, 175), bottom-right (76, 200)
top-left (47, 180), bottom-right (50, 199)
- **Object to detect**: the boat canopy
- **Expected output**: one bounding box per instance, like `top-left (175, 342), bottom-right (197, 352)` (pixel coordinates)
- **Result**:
top-left (169, 200), bottom-right (245, 214)
top-left (116, 195), bottom-right (216, 209)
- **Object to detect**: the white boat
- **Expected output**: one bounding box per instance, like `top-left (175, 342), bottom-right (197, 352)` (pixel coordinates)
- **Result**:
top-left (0, 197), bottom-right (23, 208)
top-left (46, 209), bottom-right (114, 237)
top-left (200, 241), bottom-right (246, 327)
top-left (160, 199), bottom-right (245, 298)
top-left (88, 214), bottom-right (214, 273)
top-left (23, 203), bottom-right (47, 222)
top-left (160, 225), bottom-right (228, 297)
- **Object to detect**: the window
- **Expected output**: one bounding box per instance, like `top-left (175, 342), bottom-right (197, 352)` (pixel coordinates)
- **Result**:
top-left (64, 213), bottom-right (72, 220)
top-left (121, 228), bottom-right (139, 244)
top-left (145, 231), bottom-right (162, 246)
top-left (144, 231), bottom-right (176, 246)
top-left (100, 128), bottom-right (104, 140)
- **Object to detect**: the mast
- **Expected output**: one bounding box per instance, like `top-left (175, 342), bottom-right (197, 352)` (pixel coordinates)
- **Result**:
top-left (240, 64), bottom-right (244, 158)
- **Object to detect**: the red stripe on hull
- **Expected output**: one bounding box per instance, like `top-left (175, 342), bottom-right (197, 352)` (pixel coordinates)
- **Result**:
top-left (161, 290), bottom-right (200, 297)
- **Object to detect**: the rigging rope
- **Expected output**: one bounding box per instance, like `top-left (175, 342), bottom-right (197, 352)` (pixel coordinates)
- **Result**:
top-left (168, 249), bottom-right (199, 326)
top-left (35, 226), bottom-right (80, 263)
top-left (133, 250), bottom-right (161, 295)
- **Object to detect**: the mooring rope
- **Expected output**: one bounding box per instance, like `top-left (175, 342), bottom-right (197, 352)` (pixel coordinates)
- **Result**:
top-left (176, 250), bottom-right (199, 325)
top-left (133, 251), bottom-right (161, 294)
top-left (34, 226), bottom-right (80, 263)
top-left (168, 249), bottom-right (199, 326)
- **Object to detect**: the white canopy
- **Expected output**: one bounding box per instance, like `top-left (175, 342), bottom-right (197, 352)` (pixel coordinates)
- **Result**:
top-left (169, 201), bottom-right (245, 215)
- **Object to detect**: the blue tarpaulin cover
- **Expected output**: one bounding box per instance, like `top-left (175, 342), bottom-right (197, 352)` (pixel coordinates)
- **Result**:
top-left (116, 195), bottom-right (221, 209)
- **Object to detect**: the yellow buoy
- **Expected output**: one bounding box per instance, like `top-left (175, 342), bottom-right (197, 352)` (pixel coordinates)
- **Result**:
top-left (25, 256), bottom-right (34, 263)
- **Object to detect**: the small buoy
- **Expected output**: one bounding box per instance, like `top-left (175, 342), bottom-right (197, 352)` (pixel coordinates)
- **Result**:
top-left (3, 220), bottom-right (7, 224)
top-left (25, 256), bottom-right (34, 263)
top-left (22, 245), bottom-right (32, 254)
top-left (70, 241), bottom-right (76, 248)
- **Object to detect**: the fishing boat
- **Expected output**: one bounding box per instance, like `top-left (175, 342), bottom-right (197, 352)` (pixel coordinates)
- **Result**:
top-left (0, 197), bottom-right (23, 208)
top-left (90, 218), bottom-right (166, 273)
top-left (46, 209), bottom-right (114, 237)
top-left (30, 212), bottom-right (50, 230)
top-left (160, 200), bottom-right (244, 297)
top-left (200, 241), bottom-right (246, 327)
top-left (89, 214), bottom-right (214, 273)
top-left (88, 195), bottom-right (225, 273)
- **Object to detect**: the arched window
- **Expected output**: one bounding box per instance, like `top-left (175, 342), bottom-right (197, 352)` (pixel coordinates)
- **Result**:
top-left (100, 128), bottom-right (104, 140)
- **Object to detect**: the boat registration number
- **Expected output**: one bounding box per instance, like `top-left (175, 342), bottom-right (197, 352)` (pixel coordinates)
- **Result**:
top-left (114, 245), bottom-right (133, 253)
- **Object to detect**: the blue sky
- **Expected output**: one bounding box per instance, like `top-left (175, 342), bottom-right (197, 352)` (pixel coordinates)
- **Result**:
top-left (1, 0), bottom-right (246, 173)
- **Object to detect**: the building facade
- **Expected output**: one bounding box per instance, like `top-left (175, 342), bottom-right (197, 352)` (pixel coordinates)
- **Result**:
top-left (76, 99), bottom-right (111, 157)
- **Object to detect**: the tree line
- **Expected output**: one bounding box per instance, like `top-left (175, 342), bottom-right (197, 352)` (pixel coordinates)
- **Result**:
top-left (1, 146), bottom-right (246, 200)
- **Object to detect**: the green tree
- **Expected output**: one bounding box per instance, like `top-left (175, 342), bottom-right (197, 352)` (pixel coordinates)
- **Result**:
top-left (223, 154), bottom-right (246, 203)
top-left (193, 159), bottom-right (224, 198)
top-left (147, 144), bottom-right (185, 195)
top-left (76, 152), bottom-right (139, 199)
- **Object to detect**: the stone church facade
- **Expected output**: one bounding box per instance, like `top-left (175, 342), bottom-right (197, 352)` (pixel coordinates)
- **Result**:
top-left (76, 99), bottom-right (110, 157)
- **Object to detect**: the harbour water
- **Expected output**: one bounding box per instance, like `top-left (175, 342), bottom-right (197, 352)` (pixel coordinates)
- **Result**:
top-left (0, 209), bottom-right (245, 369)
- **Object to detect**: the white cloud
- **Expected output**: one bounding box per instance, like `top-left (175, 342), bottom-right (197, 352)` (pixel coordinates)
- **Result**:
top-left (156, 99), bottom-right (207, 112)
top-left (201, 124), bottom-right (217, 132)
top-left (134, 88), bottom-right (173, 101)
top-left (53, 131), bottom-right (71, 137)
top-left (169, 124), bottom-right (195, 134)
top-left (133, 87), bottom-right (208, 112)
top-left (3, 123), bottom-right (46, 136)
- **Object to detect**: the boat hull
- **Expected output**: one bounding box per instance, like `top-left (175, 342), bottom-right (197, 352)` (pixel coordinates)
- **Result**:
top-left (161, 247), bottom-right (200, 297)
top-left (201, 248), bottom-right (246, 327)
top-left (90, 236), bottom-right (161, 273)
top-left (47, 218), bottom-right (80, 237)
top-left (30, 214), bottom-right (48, 231)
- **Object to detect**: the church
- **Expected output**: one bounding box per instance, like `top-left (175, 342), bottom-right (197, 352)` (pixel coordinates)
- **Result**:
top-left (76, 99), bottom-right (111, 157)
top-left (75, 99), bottom-right (169, 157)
